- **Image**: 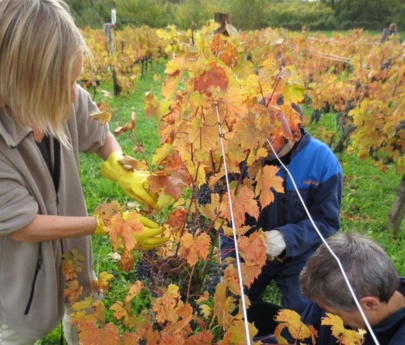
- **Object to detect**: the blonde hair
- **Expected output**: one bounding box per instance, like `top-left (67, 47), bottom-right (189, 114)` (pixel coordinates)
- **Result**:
top-left (0, 0), bottom-right (88, 146)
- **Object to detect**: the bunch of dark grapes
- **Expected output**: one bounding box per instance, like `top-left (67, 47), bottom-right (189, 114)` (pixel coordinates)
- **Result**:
top-left (203, 262), bottom-right (226, 296)
top-left (197, 183), bottom-right (212, 206)
top-left (185, 217), bottom-right (198, 235)
top-left (135, 259), bottom-right (152, 281)
top-left (198, 182), bottom-right (226, 206)
top-left (135, 252), bottom-right (166, 297)
top-left (276, 94), bottom-right (284, 105)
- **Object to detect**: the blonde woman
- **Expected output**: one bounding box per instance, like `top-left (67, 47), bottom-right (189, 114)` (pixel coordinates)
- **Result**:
top-left (0, 1), bottom-right (164, 344)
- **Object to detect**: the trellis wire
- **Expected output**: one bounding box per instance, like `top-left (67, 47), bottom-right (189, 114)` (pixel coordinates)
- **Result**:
top-left (214, 102), bottom-right (252, 345)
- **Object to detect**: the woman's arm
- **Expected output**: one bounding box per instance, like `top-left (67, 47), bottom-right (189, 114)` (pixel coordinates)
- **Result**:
top-left (7, 214), bottom-right (97, 242)
top-left (97, 131), bottom-right (122, 161)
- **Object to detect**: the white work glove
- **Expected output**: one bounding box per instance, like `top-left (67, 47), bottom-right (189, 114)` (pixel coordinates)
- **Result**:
top-left (265, 230), bottom-right (286, 261)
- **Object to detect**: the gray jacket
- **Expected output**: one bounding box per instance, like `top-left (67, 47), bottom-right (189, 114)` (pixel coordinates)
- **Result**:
top-left (0, 85), bottom-right (108, 339)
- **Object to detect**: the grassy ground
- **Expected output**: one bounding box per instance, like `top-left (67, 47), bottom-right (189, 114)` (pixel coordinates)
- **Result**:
top-left (37, 57), bottom-right (404, 343)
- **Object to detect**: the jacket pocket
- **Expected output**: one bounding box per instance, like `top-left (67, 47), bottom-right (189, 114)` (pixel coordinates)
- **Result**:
top-left (24, 244), bottom-right (42, 315)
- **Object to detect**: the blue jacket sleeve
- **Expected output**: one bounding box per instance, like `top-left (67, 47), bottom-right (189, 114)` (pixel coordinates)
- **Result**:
top-left (278, 138), bottom-right (343, 259)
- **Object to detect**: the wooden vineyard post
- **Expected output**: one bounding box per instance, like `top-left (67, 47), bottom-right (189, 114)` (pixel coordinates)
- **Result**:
top-left (214, 12), bottom-right (237, 36)
top-left (388, 175), bottom-right (405, 237)
top-left (103, 9), bottom-right (121, 96)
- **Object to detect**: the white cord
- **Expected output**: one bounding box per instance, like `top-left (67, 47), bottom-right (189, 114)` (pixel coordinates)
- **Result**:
top-left (215, 102), bottom-right (252, 345)
top-left (266, 138), bottom-right (380, 345)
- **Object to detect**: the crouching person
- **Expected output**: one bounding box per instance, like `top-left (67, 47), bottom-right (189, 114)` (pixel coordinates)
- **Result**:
top-left (298, 232), bottom-right (405, 345)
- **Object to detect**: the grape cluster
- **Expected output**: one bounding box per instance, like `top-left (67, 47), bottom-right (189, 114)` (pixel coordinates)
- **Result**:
top-left (135, 253), bottom-right (166, 297)
top-left (185, 217), bottom-right (198, 234)
top-left (197, 183), bottom-right (212, 206)
top-left (197, 182), bottom-right (225, 206)
top-left (203, 262), bottom-right (227, 296)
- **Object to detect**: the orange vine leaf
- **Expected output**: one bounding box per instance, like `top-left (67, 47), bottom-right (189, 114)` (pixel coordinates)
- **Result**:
top-left (78, 321), bottom-right (121, 345)
top-left (255, 165), bottom-right (284, 208)
top-left (64, 280), bottom-right (83, 305)
top-left (167, 208), bottom-right (187, 230)
top-left (220, 185), bottom-right (259, 227)
top-left (126, 280), bottom-right (144, 302)
top-left (114, 112), bottom-right (136, 136)
top-left (118, 249), bottom-right (135, 272)
top-left (179, 232), bottom-right (211, 266)
top-left (238, 231), bottom-right (267, 268)
top-left (184, 330), bottom-right (214, 344)
top-left (194, 62), bottom-right (229, 96)
top-left (110, 301), bottom-right (130, 323)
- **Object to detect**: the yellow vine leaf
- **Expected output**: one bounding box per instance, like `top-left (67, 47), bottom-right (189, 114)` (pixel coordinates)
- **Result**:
top-left (71, 295), bottom-right (93, 311)
top-left (90, 111), bottom-right (112, 125)
top-left (274, 309), bottom-right (317, 344)
top-left (152, 143), bottom-right (175, 166)
top-left (92, 271), bottom-right (114, 293)
top-left (199, 304), bottom-right (212, 318)
top-left (144, 92), bottom-right (162, 119)
top-left (153, 284), bottom-right (182, 324)
top-left (162, 70), bottom-right (183, 99)
top-left (229, 319), bottom-right (258, 344)
top-left (91, 300), bottom-right (106, 323)
top-left (110, 301), bottom-right (130, 323)
top-left (214, 283), bottom-right (227, 325)
top-left (322, 313), bottom-right (366, 345)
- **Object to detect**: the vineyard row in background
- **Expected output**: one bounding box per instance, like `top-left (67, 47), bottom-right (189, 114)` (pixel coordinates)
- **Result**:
top-left (81, 24), bottom-right (404, 223)
top-left (68, 0), bottom-right (405, 32)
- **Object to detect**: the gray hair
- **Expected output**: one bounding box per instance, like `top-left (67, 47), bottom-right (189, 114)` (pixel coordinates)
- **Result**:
top-left (300, 232), bottom-right (399, 312)
top-left (0, 0), bottom-right (88, 146)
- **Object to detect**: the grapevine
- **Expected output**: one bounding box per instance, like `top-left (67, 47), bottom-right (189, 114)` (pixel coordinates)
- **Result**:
top-left (61, 24), bottom-right (404, 344)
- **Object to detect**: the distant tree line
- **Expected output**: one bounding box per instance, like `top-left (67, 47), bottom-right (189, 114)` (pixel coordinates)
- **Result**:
top-left (66, 0), bottom-right (404, 32)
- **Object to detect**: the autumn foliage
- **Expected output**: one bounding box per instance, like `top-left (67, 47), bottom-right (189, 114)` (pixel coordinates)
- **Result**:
top-left (61, 23), bottom-right (405, 344)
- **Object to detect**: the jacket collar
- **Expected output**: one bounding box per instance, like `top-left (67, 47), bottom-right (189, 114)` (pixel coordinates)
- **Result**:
top-left (0, 108), bottom-right (33, 148)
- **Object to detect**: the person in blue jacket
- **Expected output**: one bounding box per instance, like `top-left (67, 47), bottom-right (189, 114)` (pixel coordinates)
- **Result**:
top-left (296, 232), bottom-right (405, 345)
top-left (220, 104), bottom-right (343, 314)
top-left (387, 23), bottom-right (402, 43)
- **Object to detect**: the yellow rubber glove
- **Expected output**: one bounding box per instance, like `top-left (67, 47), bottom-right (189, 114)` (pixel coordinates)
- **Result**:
top-left (93, 215), bottom-right (107, 235)
top-left (93, 210), bottom-right (169, 250)
top-left (123, 211), bottom-right (170, 250)
top-left (100, 152), bottom-right (157, 209)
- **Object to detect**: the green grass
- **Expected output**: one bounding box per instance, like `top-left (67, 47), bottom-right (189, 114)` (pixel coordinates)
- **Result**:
top-left (39, 57), bottom-right (405, 343)
top-left (305, 112), bottom-right (405, 274)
